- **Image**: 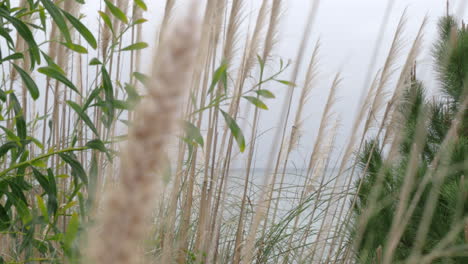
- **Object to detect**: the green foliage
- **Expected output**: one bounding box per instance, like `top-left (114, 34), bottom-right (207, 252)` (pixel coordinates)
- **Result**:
top-left (0, 1), bottom-right (147, 262)
top-left (352, 16), bottom-right (468, 263)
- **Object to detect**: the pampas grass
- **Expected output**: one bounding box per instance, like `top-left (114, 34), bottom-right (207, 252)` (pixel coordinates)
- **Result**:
top-left (1, 1), bottom-right (466, 264)
top-left (88, 7), bottom-right (199, 264)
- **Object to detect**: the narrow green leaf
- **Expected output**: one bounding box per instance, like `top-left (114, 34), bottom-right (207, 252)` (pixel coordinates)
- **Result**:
top-left (243, 96), bottom-right (268, 110)
top-left (183, 121), bottom-right (204, 147)
top-left (67, 100), bottom-right (99, 137)
top-left (63, 213), bottom-right (79, 252)
top-left (62, 10), bottom-right (97, 49)
top-left (101, 67), bottom-right (114, 127)
top-left (37, 195), bottom-right (48, 219)
top-left (0, 52), bottom-right (23, 63)
top-left (104, 0), bottom-right (128, 24)
top-left (88, 154), bottom-right (98, 206)
top-left (83, 86), bottom-right (102, 110)
top-left (275, 79), bottom-right (296, 87)
top-left (255, 89), bottom-right (275, 98)
top-left (133, 72), bottom-right (148, 85)
top-left (86, 139), bottom-right (111, 160)
top-left (89, 57), bottom-right (102, 65)
top-left (98, 11), bottom-right (114, 36)
top-left (40, 0), bottom-right (72, 43)
top-left (133, 18), bottom-right (148, 25)
top-left (121, 42), bottom-right (148, 51)
top-left (0, 8), bottom-right (40, 67)
top-left (220, 110), bottom-right (245, 152)
top-left (0, 90), bottom-right (6, 102)
top-left (59, 152), bottom-right (87, 185)
top-left (135, 0), bottom-right (148, 11)
top-left (12, 64), bottom-right (39, 100)
top-left (62, 42), bottom-right (88, 54)
top-left (41, 51), bottom-right (65, 74)
top-left (6, 192), bottom-right (31, 223)
top-left (0, 142), bottom-right (18, 158)
top-left (47, 169), bottom-right (57, 216)
top-left (208, 61), bottom-right (228, 94)
top-left (38, 67), bottom-right (80, 95)
top-left (0, 204), bottom-right (10, 230)
top-left (9, 93), bottom-right (27, 140)
top-left (0, 26), bottom-right (14, 47)
top-left (32, 168), bottom-right (50, 194)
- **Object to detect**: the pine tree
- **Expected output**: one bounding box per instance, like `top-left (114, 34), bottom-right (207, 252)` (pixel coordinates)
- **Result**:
top-left (352, 15), bottom-right (468, 263)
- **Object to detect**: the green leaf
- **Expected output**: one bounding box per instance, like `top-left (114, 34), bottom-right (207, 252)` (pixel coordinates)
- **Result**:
top-left (98, 11), bottom-right (114, 36)
top-left (0, 204), bottom-right (10, 230)
top-left (1, 126), bottom-right (21, 145)
top-left (59, 153), bottom-right (87, 185)
top-left (124, 83), bottom-right (140, 106)
top-left (62, 42), bottom-right (88, 54)
top-left (183, 121), bottom-right (204, 147)
top-left (0, 52), bottom-right (23, 63)
top-left (88, 154), bottom-right (98, 205)
top-left (243, 96), bottom-right (268, 110)
top-left (9, 93), bottom-right (27, 140)
top-left (41, 51), bottom-right (65, 74)
top-left (275, 79), bottom-right (296, 87)
top-left (255, 89), bottom-right (275, 98)
top-left (89, 57), bottom-right (102, 65)
top-left (6, 192), bottom-right (31, 223)
top-left (220, 110), bottom-right (245, 152)
top-left (86, 139), bottom-right (111, 160)
top-left (101, 67), bottom-right (114, 127)
top-left (38, 66), bottom-right (80, 95)
top-left (0, 90), bottom-right (6, 102)
top-left (40, 0), bottom-right (72, 43)
top-left (67, 101), bottom-right (99, 137)
top-left (208, 61), bottom-right (228, 94)
top-left (0, 8), bottom-right (40, 67)
top-left (104, 0), bottom-right (128, 24)
top-left (12, 64), bottom-right (39, 100)
top-left (133, 72), bottom-right (148, 85)
top-left (46, 169), bottom-right (57, 216)
top-left (83, 86), bottom-right (102, 110)
top-left (0, 142), bottom-right (18, 158)
top-left (32, 168), bottom-right (50, 194)
top-left (62, 10), bottom-right (97, 49)
top-left (63, 213), bottom-right (79, 254)
top-left (36, 195), bottom-right (48, 220)
top-left (121, 42), bottom-right (148, 51)
top-left (0, 26), bottom-right (14, 48)
top-left (133, 18), bottom-right (148, 25)
top-left (135, 0), bottom-right (148, 11)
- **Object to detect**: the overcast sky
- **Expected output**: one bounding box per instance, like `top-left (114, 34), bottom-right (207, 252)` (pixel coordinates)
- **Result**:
top-left (141, 0), bottom-right (466, 168)
top-left (80, 0), bottom-right (466, 168)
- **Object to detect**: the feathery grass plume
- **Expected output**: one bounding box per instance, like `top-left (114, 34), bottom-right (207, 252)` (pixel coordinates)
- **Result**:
top-left (100, 0), bottom-right (114, 59)
top-left (321, 13), bottom-right (409, 259)
top-left (345, 18), bottom-right (428, 262)
top-left (240, 3), bottom-right (322, 263)
top-left (268, 41), bottom-right (322, 238)
top-left (263, 0), bottom-right (282, 61)
top-left (87, 8), bottom-right (199, 264)
top-left (383, 18), bottom-right (428, 150)
top-left (291, 41), bottom-right (321, 155)
top-left (168, 1), bottom-right (222, 261)
top-left (305, 67), bottom-right (338, 194)
top-left (230, 2), bottom-right (271, 263)
top-left (282, 72), bottom-right (340, 262)
top-left (223, 0), bottom-right (244, 66)
top-left (262, 0), bottom-right (321, 234)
